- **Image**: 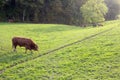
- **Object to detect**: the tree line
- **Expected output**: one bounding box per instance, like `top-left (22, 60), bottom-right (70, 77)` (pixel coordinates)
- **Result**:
top-left (0, 0), bottom-right (120, 26)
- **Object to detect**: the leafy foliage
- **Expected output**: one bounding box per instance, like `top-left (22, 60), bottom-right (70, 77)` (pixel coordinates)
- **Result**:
top-left (81, 0), bottom-right (108, 24)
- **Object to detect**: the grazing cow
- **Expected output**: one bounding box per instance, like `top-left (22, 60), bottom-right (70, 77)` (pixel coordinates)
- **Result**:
top-left (92, 23), bottom-right (98, 27)
top-left (92, 23), bottom-right (103, 27)
top-left (12, 37), bottom-right (38, 53)
top-left (98, 23), bottom-right (103, 27)
top-left (8, 19), bottom-right (14, 23)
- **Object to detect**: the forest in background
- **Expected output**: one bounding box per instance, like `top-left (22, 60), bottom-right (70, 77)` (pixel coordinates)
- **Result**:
top-left (0, 0), bottom-right (120, 25)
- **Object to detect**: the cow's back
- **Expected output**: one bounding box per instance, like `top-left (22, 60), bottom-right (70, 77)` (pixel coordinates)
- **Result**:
top-left (12, 37), bottom-right (30, 46)
top-left (13, 37), bottom-right (35, 45)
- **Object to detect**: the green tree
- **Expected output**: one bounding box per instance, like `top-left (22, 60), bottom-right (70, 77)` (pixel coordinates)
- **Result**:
top-left (0, 0), bottom-right (6, 7)
top-left (17, 0), bottom-right (44, 22)
top-left (0, 0), bottom-right (6, 20)
top-left (43, 0), bottom-right (63, 23)
top-left (60, 0), bottom-right (87, 25)
top-left (81, 0), bottom-right (108, 24)
top-left (0, 0), bottom-right (89, 25)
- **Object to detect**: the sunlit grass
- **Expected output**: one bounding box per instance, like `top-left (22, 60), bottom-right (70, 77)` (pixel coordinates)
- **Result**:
top-left (0, 20), bottom-right (120, 80)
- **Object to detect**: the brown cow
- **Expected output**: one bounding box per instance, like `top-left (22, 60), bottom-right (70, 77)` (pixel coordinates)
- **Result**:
top-left (8, 19), bottom-right (14, 23)
top-left (12, 37), bottom-right (38, 53)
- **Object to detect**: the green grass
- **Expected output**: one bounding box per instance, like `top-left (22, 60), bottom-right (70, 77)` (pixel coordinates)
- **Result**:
top-left (0, 20), bottom-right (120, 80)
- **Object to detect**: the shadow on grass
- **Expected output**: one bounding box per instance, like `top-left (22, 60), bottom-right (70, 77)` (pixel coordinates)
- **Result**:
top-left (0, 51), bottom-right (33, 66)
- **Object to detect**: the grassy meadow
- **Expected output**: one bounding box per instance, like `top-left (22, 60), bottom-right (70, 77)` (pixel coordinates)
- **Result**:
top-left (0, 20), bottom-right (120, 80)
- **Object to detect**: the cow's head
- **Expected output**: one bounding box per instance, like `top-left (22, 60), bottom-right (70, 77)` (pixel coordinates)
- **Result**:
top-left (33, 44), bottom-right (38, 51)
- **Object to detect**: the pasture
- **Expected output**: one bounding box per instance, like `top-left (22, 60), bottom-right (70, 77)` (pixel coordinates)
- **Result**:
top-left (0, 20), bottom-right (120, 80)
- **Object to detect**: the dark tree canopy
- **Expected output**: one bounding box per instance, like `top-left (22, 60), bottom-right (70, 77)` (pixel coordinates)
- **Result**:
top-left (0, 0), bottom-right (119, 25)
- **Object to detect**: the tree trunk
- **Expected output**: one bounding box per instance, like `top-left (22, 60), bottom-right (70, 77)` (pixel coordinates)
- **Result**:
top-left (34, 8), bottom-right (39, 23)
top-left (22, 9), bottom-right (26, 22)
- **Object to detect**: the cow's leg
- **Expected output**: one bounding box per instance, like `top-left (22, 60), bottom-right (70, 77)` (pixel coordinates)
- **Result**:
top-left (25, 45), bottom-right (28, 53)
top-left (25, 46), bottom-right (30, 53)
top-left (25, 48), bottom-right (27, 53)
top-left (13, 45), bottom-right (17, 52)
top-left (25, 46), bottom-right (32, 53)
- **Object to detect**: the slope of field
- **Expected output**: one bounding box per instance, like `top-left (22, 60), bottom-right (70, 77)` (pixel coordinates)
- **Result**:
top-left (0, 20), bottom-right (120, 80)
